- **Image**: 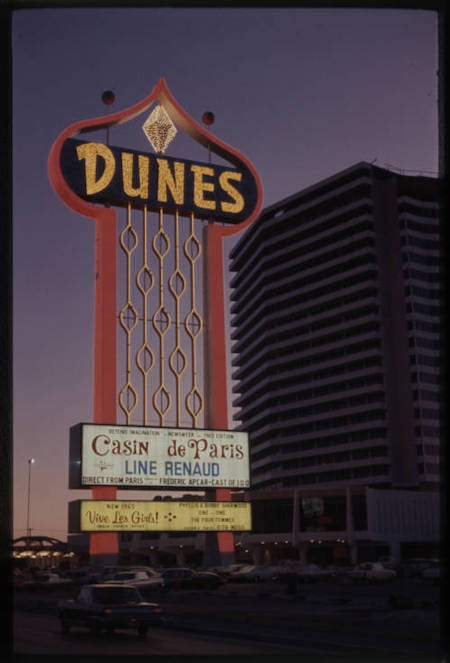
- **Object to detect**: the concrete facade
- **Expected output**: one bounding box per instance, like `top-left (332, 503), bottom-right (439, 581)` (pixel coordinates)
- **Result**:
top-left (66, 486), bottom-right (439, 566)
top-left (229, 163), bottom-right (440, 491)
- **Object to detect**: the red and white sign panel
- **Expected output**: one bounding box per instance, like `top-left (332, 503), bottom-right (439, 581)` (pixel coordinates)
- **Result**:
top-left (70, 423), bottom-right (250, 490)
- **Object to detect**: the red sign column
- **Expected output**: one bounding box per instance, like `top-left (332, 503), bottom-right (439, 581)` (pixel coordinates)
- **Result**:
top-left (90, 211), bottom-right (119, 562)
top-left (204, 223), bottom-right (234, 562)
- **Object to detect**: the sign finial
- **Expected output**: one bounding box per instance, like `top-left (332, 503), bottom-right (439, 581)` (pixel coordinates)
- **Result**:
top-left (142, 104), bottom-right (177, 154)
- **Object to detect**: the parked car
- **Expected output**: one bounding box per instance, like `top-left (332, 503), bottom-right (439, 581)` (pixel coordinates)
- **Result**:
top-left (421, 559), bottom-right (440, 583)
top-left (58, 584), bottom-right (164, 637)
top-left (161, 567), bottom-right (225, 590)
top-left (224, 563), bottom-right (249, 574)
top-left (228, 565), bottom-right (285, 583)
top-left (206, 565), bottom-right (237, 578)
top-left (23, 572), bottom-right (73, 590)
top-left (277, 563), bottom-right (305, 584)
top-left (328, 565), bottom-right (354, 582)
top-left (227, 565), bottom-right (259, 582)
top-left (109, 566), bottom-right (160, 576)
top-left (296, 564), bottom-right (334, 582)
top-left (348, 562), bottom-right (396, 582)
top-left (377, 556), bottom-right (398, 570)
top-left (97, 565), bottom-right (126, 581)
top-left (105, 569), bottom-right (164, 590)
top-left (398, 558), bottom-right (432, 578)
top-left (67, 568), bottom-right (104, 586)
top-left (13, 568), bottom-right (27, 589)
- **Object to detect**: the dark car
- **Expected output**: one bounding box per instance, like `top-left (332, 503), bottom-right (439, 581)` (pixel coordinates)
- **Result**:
top-left (397, 558), bottom-right (432, 578)
top-left (161, 568), bottom-right (226, 590)
top-left (67, 568), bottom-right (104, 587)
top-left (58, 584), bottom-right (164, 637)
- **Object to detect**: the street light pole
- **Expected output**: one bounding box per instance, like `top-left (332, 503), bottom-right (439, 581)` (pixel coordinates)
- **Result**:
top-left (26, 458), bottom-right (35, 538)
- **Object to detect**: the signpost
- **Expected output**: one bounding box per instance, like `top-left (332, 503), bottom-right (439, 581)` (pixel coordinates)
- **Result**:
top-left (48, 79), bottom-right (263, 565)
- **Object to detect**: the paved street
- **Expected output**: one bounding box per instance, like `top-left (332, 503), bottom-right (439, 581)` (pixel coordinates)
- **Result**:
top-left (12, 578), bottom-right (442, 658)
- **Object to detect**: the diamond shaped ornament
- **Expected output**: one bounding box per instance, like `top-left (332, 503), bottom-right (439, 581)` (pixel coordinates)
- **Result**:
top-left (142, 104), bottom-right (177, 153)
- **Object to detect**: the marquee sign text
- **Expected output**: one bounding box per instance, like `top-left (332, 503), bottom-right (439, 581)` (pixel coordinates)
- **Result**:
top-left (69, 500), bottom-right (252, 533)
top-left (60, 139), bottom-right (258, 223)
top-left (69, 423), bottom-right (250, 490)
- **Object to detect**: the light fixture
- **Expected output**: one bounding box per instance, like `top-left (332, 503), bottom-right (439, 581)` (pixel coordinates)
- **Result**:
top-left (142, 105), bottom-right (177, 154)
top-left (26, 458), bottom-right (36, 538)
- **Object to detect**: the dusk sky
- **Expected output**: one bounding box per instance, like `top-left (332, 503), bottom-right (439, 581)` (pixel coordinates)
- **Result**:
top-left (12, 7), bottom-right (438, 542)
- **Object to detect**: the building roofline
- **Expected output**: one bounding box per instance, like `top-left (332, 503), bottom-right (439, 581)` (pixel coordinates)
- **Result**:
top-left (230, 161), bottom-right (439, 260)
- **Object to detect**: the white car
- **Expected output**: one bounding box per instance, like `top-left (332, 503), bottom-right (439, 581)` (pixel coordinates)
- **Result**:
top-left (349, 562), bottom-right (396, 582)
top-left (228, 564), bottom-right (282, 582)
top-left (400, 558), bottom-right (433, 577)
top-left (23, 572), bottom-right (73, 589)
top-left (222, 563), bottom-right (249, 575)
top-left (106, 569), bottom-right (164, 589)
top-left (421, 560), bottom-right (440, 582)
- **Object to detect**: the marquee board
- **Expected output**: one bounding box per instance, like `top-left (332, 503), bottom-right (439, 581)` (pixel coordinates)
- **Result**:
top-left (69, 423), bottom-right (250, 490)
top-left (69, 499), bottom-right (252, 533)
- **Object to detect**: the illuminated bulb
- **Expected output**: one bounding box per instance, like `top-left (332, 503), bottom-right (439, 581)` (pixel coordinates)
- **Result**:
top-left (142, 105), bottom-right (177, 153)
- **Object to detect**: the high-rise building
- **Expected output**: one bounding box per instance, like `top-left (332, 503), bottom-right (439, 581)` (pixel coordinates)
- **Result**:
top-left (229, 162), bottom-right (440, 492)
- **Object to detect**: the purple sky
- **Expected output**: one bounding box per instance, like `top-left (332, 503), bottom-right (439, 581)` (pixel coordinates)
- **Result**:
top-left (12, 8), bottom-right (438, 541)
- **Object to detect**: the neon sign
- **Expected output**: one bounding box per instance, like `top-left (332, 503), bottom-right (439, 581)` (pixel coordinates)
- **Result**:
top-left (60, 139), bottom-right (258, 222)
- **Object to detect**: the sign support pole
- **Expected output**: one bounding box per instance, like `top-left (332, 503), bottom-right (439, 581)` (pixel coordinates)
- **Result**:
top-left (203, 223), bottom-right (235, 566)
top-left (48, 80), bottom-right (263, 567)
top-left (89, 211), bottom-right (119, 566)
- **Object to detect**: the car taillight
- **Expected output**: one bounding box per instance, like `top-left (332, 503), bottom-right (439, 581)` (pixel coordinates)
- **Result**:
top-left (154, 608), bottom-right (162, 613)
top-left (104, 609), bottom-right (112, 614)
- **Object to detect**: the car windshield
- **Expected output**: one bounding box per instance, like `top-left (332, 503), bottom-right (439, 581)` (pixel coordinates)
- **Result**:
top-left (92, 587), bottom-right (140, 604)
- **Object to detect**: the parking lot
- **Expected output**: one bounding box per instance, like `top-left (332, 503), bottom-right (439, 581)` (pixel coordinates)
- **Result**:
top-left (13, 571), bottom-right (441, 657)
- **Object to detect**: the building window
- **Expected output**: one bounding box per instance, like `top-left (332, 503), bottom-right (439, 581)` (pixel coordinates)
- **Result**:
top-left (300, 495), bottom-right (346, 531)
top-left (352, 466), bottom-right (370, 478)
top-left (251, 499), bottom-right (293, 533)
top-left (352, 494), bottom-right (367, 530)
